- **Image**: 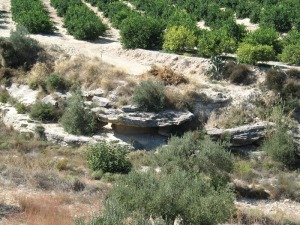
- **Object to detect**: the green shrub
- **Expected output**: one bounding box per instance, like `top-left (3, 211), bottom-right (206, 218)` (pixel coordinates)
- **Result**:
top-left (120, 15), bottom-right (164, 49)
top-left (15, 102), bottom-right (28, 114)
top-left (60, 90), bottom-right (101, 135)
top-left (64, 4), bottom-right (107, 40)
top-left (163, 26), bottom-right (196, 53)
top-left (109, 170), bottom-right (234, 225)
top-left (91, 170), bottom-right (103, 180)
top-left (262, 124), bottom-right (297, 168)
top-left (259, 4), bottom-right (292, 32)
top-left (11, 0), bottom-right (54, 34)
top-left (279, 42), bottom-right (300, 65)
top-left (242, 27), bottom-right (281, 53)
top-left (30, 102), bottom-right (60, 122)
top-left (87, 142), bottom-right (132, 174)
top-left (265, 70), bottom-right (287, 92)
top-left (157, 131), bottom-right (233, 187)
top-left (197, 29), bottom-right (236, 57)
top-left (46, 73), bottom-right (70, 93)
top-left (0, 26), bottom-right (42, 70)
top-left (0, 89), bottom-right (10, 103)
top-left (133, 80), bottom-right (165, 112)
top-left (237, 43), bottom-right (276, 64)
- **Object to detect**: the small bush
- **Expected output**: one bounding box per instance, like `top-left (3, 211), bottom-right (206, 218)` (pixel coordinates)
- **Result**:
top-left (143, 66), bottom-right (188, 86)
top-left (229, 64), bottom-right (252, 85)
top-left (46, 73), bottom-right (70, 93)
top-left (15, 102), bottom-right (28, 114)
top-left (87, 142), bottom-right (132, 174)
top-left (0, 89), bottom-right (10, 103)
top-left (237, 43), bottom-right (276, 64)
top-left (265, 70), bottom-right (287, 92)
top-left (262, 124), bottom-right (297, 168)
top-left (286, 69), bottom-right (300, 80)
top-left (120, 15), bottom-right (164, 49)
top-left (132, 80), bottom-right (165, 112)
top-left (163, 25), bottom-right (196, 53)
top-left (60, 90), bottom-right (102, 135)
top-left (91, 170), bottom-right (104, 180)
top-left (282, 79), bottom-right (300, 98)
top-left (279, 43), bottom-right (300, 65)
top-left (30, 102), bottom-right (60, 122)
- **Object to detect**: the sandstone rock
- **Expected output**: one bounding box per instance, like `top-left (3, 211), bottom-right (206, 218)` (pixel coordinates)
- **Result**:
top-left (194, 91), bottom-right (231, 119)
top-left (121, 105), bottom-right (139, 113)
top-left (206, 122), bottom-right (273, 146)
top-left (83, 88), bottom-right (104, 100)
top-left (41, 95), bottom-right (57, 106)
top-left (95, 108), bottom-right (194, 127)
top-left (6, 84), bottom-right (38, 106)
top-left (92, 96), bottom-right (112, 108)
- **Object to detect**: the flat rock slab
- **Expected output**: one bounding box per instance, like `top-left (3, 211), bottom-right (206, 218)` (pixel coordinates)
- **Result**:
top-left (94, 108), bottom-right (194, 127)
top-left (206, 122), bottom-right (273, 146)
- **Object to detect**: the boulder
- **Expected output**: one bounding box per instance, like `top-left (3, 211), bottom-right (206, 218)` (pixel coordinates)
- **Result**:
top-left (41, 95), bottom-right (57, 106)
top-left (194, 91), bottom-right (231, 119)
top-left (121, 105), bottom-right (139, 113)
top-left (94, 108), bottom-right (194, 128)
top-left (83, 88), bottom-right (104, 100)
top-left (206, 122), bottom-right (273, 146)
top-left (92, 96), bottom-right (112, 108)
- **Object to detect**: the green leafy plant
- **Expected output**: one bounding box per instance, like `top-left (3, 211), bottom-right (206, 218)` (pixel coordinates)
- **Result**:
top-left (237, 43), bottom-right (275, 64)
top-left (29, 102), bottom-right (60, 122)
top-left (11, 0), bottom-right (54, 34)
top-left (120, 15), bottom-right (164, 49)
top-left (60, 90), bottom-right (102, 135)
top-left (87, 142), bottom-right (132, 174)
top-left (46, 73), bottom-right (70, 93)
top-left (163, 25), bottom-right (196, 53)
top-left (132, 80), bottom-right (165, 112)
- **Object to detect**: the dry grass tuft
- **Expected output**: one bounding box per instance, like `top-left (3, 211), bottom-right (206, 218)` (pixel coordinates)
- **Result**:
top-left (54, 55), bottom-right (131, 92)
top-left (8, 195), bottom-right (74, 225)
top-left (165, 85), bottom-right (198, 110)
top-left (141, 66), bottom-right (188, 86)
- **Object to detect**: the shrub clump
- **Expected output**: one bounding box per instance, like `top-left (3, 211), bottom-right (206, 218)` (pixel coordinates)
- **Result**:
top-left (262, 124), bottom-right (297, 168)
top-left (46, 73), bottom-right (70, 93)
top-left (108, 170), bottom-right (234, 225)
top-left (237, 43), bottom-right (276, 64)
top-left (132, 80), bottom-right (165, 112)
top-left (87, 142), bottom-right (132, 174)
top-left (0, 26), bottom-right (43, 70)
top-left (228, 64), bottom-right (252, 85)
top-left (60, 90), bottom-right (102, 135)
top-left (29, 102), bottom-right (60, 122)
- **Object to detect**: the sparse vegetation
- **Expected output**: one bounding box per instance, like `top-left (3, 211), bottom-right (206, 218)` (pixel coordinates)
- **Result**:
top-left (87, 142), bottom-right (132, 174)
top-left (132, 80), bottom-right (165, 112)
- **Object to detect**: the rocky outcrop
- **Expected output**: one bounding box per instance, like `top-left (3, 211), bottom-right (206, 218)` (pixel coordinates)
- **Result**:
top-left (194, 92), bottom-right (231, 119)
top-left (6, 84), bottom-right (39, 106)
top-left (0, 103), bottom-right (129, 147)
top-left (206, 122), bottom-right (273, 146)
top-left (93, 107), bottom-right (194, 128)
